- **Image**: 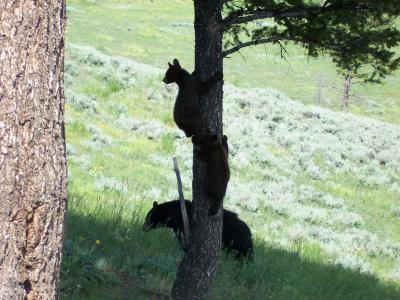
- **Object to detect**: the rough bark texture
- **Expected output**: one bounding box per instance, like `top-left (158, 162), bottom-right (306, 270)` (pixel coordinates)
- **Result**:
top-left (341, 71), bottom-right (352, 111)
top-left (172, 1), bottom-right (224, 299)
top-left (0, 1), bottom-right (67, 299)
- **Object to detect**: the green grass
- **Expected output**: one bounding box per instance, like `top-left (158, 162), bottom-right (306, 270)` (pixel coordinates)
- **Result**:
top-left (62, 190), bottom-right (400, 300)
top-left (66, 0), bottom-right (400, 124)
top-left (61, 1), bottom-right (400, 299)
top-left (312, 174), bottom-right (400, 243)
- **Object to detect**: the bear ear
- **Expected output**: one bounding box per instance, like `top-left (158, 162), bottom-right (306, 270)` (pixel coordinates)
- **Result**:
top-left (153, 201), bottom-right (158, 207)
top-left (168, 62), bottom-right (172, 67)
top-left (173, 59), bottom-right (181, 68)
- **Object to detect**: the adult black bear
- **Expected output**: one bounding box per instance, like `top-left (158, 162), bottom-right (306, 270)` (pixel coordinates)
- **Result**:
top-left (192, 134), bottom-right (230, 215)
top-left (142, 200), bottom-right (253, 260)
top-left (162, 59), bottom-right (222, 137)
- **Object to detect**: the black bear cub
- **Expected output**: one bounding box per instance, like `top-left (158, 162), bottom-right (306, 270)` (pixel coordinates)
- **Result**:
top-left (192, 134), bottom-right (230, 215)
top-left (162, 59), bottom-right (222, 137)
top-left (142, 200), bottom-right (253, 260)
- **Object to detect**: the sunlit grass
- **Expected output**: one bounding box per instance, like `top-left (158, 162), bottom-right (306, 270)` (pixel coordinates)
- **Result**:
top-left (66, 0), bottom-right (400, 124)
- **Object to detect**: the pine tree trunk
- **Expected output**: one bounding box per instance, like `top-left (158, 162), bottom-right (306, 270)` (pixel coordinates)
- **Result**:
top-left (341, 70), bottom-right (352, 111)
top-left (0, 1), bottom-right (67, 299)
top-left (171, 1), bottom-right (224, 299)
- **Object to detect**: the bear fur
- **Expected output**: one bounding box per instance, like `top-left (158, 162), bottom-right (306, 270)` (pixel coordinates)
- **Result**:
top-left (142, 200), bottom-right (253, 260)
top-left (162, 59), bottom-right (222, 137)
top-left (221, 134), bottom-right (229, 156)
top-left (192, 134), bottom-right (230, 215)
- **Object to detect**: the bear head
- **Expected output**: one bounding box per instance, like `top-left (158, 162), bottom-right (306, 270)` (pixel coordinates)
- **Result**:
top-left (162, 59), bottom-right (182, 84)
top-left (142, 201), bottom-right (163, 231)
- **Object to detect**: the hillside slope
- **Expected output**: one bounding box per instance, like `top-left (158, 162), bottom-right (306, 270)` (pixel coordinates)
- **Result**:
top-left (66, 0), bottom-right (400, 124)
top-left (61, 44), bottom-right (400, 299)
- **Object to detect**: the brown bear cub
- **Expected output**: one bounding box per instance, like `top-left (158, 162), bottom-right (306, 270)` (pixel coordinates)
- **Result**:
top-left (162, 59), bottom-right (222, 137)
top-left (192, 134), bottom-right (230, 215)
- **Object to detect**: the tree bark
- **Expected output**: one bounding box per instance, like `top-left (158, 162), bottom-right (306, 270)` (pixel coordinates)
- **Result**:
top-left (0, 1), bottom-right (67, 299)
top-left (171, 1), bottom-right (224, 299)
top-left (341, 70), bottom-right (352, 111)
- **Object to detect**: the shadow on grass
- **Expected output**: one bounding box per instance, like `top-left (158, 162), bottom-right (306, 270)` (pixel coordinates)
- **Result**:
top-left (213, 239), bottom-right (400, 300)
top-left (60, 193), bottom-right (400, 300)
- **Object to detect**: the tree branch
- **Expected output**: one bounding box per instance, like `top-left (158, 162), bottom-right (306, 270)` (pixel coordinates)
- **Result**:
top-left (172, 157), bottom-right (191, 250)
top-left (223, 36), bottom-right (342, 57)
top-left (224, 37), bottom-right (280, 57)
top-left (223, 6), bottom-right (325, 27)
top-left (222, 2), bottom-right (368, 28)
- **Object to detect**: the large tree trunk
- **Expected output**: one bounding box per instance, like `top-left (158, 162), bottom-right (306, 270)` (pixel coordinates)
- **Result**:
top-left (172, 1), bottom-right (224, 299)
top-left (0, 1), bottom-right (67, 299)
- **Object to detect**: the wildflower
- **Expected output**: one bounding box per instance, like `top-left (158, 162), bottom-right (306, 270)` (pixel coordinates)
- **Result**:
top-left (95, 239), bottom-right (101, 246)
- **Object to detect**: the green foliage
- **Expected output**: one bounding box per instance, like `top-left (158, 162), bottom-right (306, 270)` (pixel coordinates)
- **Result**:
top-left (61, 239), bottom-right (107, 293)
top-left (224, 0), bottom-right (400, 82)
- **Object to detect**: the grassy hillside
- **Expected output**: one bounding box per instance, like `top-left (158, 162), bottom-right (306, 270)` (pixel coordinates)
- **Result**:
top-left (61, 1), bottom-right (400, 299)
top-left (61, 44), bottom-right (400, 299)
top-left (66, 0), bottom-right (400, 124)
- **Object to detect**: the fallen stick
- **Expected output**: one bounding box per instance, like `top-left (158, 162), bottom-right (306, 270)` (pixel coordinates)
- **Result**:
top-left (172, 157), bottom-right (191, 249)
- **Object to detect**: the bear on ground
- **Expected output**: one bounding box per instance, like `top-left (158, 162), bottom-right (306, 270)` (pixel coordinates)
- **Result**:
top-left (142, 200), bottom-right (253, 260)
top-left (192, 134), bottom-right (230, 215)
top-left (162, 59), bottom-right (222, 137)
